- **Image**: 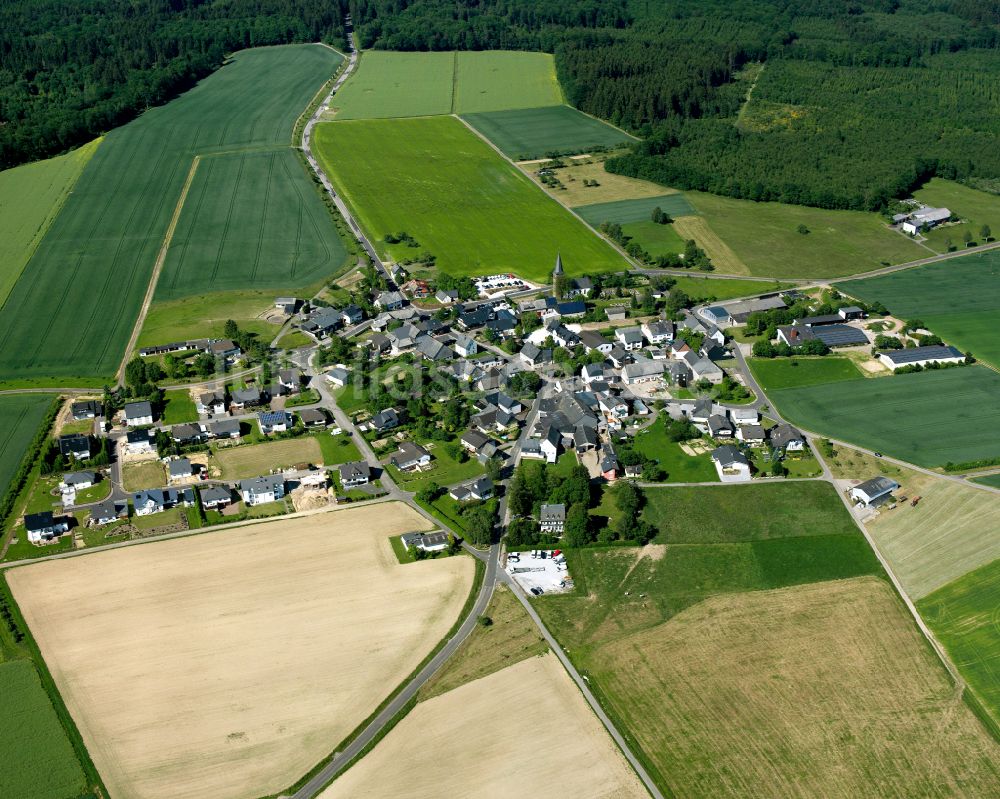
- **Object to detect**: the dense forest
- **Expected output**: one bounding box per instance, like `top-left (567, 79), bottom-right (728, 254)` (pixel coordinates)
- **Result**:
top-left (348, 0), bottom-right (1000, 209)
top-left (6, 0), bottom-right (1000, 208)
top-left (0, 0), bottom-right (349, 167)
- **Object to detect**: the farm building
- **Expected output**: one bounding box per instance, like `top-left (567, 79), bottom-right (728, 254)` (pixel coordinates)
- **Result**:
top-left (900, 206), bottom-right (951, 235)
top-left (777, 324), bottom-right (869, 348)
top-left (723, 295), bottom-right (787, 325)
top-left (878, 345), bottom-right (965, 370)
top-left (849, 476), bottom-right (900, 507)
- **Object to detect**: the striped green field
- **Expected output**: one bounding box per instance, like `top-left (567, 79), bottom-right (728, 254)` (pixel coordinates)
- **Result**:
top-left (454, 52), bottom-right (562, 113)
top-left (0, 45), bottom-right (342, 383)
top-left (574, 194), bottom-right (696, 226)
top-left (0, 395), bottom-right (55, 507)
top-left (919, 557), bottom-right (1000, 730)
top-left (314, 116), bottom-right (626, 280)
top-left (155, 149), bottom-right (346, 300)
top-left (462, 105), bottom-right (633, 159)
top-left (0, 139), bottom-right (100, 307)
top-left (837, 251), bottom-right (1000, 369)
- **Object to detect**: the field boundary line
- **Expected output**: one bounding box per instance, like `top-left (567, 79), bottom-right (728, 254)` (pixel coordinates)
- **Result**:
top-left (114, 155), bottom-right (201, 385)
top-left (569, 105), bottom-right (639, 141)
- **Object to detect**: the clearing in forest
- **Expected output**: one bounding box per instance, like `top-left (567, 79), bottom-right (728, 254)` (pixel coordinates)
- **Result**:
top-left (7, 503), bottom-right (474, 799)
top-left (320, 653), bottom-right (648, 799)
top-left (0, 45), bottom-right (344, 382)
top-left (313, 116), bottom-right (626, 280)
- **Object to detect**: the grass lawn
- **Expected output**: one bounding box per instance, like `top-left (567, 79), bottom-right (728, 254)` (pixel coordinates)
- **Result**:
top-left (919, 557), bottom-right (1000, 730)
top-left (837, 249), bottom-right (1000, 369)
top-left (155, 148), bottom-right (348, 301)
top-left (547, 451), bottom-right (579, 478)
top-left (462, 105), bottom-right (633, 160)
top-left (0, 138), bottom-right (100, 308)
top-left (769, 366), bottom-right (1000, 468)
top-left (0, 660), bottom-right (88, 799)
top-left (388, 441), bottom-right (484, 492)
top-left (313, 116), bottom-right (627, 281)
top-left (686, 190), bottom-right (928, 278)
top-left (0, 45), bottom-right (341, 383)
top-left (620, 220), bottom-right (686, 257)
top-left (632, 421), bottom-right (718, 483)
top-left (0, 394), bottom-right (56, 506)
top-left (73, 480), bottom-right (111, 505)
top-left (666, 276), bottom-right (789, 303)
top-left (121, 460), bottom-right (166, 492)
top-left (641, 482), bottom-right (857, 544)
top-left (314, 432), bottom-right (362, 466)
top-left (212, 436), bottom-right (323, 480)
top-left (748, 356), bottom-right (864, 391)
top-left (162, 390), bottom-right (198, 425)
top-left (138, 289), bottom-right (281, 347)
top-left (245, 499), bottom-right (291, 518)
top-left (574, 194), bottom-right (696, 226)
top-left (130, 507), bottom-right (182, 530)
top-left (286, 388), bottom-right (321, 408)
top-left (277, 330), bottom-right (313, 350)
top-left (914, 178), bottom-right (1000, 252)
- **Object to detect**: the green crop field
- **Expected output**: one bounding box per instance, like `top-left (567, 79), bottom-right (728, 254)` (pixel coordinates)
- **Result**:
top-left (330, 51), bottom-right (455, 120)
top-left (0, 395), bottom-right (55, 506)
top-left (620, 220), bottom-right (686, 257)
top-left (669, 276), bottom-right (789, 303)
top-left (331, 50), bottom-right (563, 121)
top-left (769, 367), bottom-right (1000, 468)
top-left (574, 194), bottom-right (696, 226)
top-left (0, 139), bottom-right (100, 307)
top-left (462, 105), bottom-right (633, 159)
top-left (155, 148), bottom-right (346, 301)
top-left (920, 557), bottom-right (1000, 730)
top-left (0, 660), bottom-right (88, 799)
top-left (454, 52), bottom-right (562, 113)
top-left (972, 473), bottom-right (1000, 488)
top-left (314, 116), bottom-right (626, 280)
top-left (0, 44), bottom-right (342, 383)
top-left (748, 356), bottom-right (864, 390)
top-left (686, 190), bottom-right (927, 278)
top-left (838, 251), bottom-right (1000, 369)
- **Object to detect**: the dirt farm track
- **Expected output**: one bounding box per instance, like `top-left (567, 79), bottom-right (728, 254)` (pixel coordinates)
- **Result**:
top-left (7, 503), bottom-right (474, 799)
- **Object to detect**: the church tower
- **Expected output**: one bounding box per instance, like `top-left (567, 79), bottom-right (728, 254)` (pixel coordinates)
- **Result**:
top-left (553, 252), bottom-right (564, 298)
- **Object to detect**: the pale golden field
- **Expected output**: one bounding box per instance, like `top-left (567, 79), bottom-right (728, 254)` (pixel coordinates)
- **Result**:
top-left (593, 577), bottom-right (1000, 798)
top-left (866, 472), bottom-right (1000, 600)
top-left (322, 652), bottom-right (648, 799)
top-left (526, 156), bottom-right (676, 206)
top-left (8, 502), bottom-right (474, 799)
top-left (672, 215), bottom-right (749, 274)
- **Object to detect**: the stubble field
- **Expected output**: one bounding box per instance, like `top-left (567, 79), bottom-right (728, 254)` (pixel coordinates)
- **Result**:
top-left (7, 503), bottom-right (474, 799)
top-left (320, 653), bottom-right (648, 799)
top-left (313, 116), bottom-right (626, 280)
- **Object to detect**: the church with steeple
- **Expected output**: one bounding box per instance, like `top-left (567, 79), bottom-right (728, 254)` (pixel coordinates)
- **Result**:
top-left (552, 252), bottom-right (564, 298)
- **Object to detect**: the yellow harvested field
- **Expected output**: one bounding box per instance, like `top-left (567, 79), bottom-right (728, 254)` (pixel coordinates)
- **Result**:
top-left (672, 215), bottom-right (749, 274)
top-left (321, 652), bottom-right (648, 799)
top-left (7, 503), bottom-right (474, 799)
top-left (212, 436), bottom-right (323, 479)
top-left (866, 472), bottom-right (1000, 600)
top-left (525, 157), bottom-right (677, 206)
top-left (594, 577), bottom-right (1000, 798)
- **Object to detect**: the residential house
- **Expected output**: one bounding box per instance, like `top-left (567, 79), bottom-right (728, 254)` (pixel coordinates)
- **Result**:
top-left (239, 475), bottom-right (286, 507)
top-left (453, 335), bottom-right (477, 358)
top-left (682, 351), bottom-right (725, 384)
top-left (125, 429), bottom-right (156, 455)
top-left (736, 424), bottom-right (766, 444)
top-left (168, 458), bottom-right (194, 483)
top-left (390, 442), bottom-right (431, 471)
top-left (388, 323), bottom-right (420, 353)
top-left (278, 369), bottom-right (302, 393)
top-left (563, 276), bottom-right (593, 299)
top-left (581, 363), bottom-right (604, 384)
top-left (171, 423), bottom-right (204, 445)
top-left (544, 322), bottom-right (579, 349)
top-left (60, 471), bottom-right (95, 491)
top-left (339, 461), bottom-right (372, 488)
top-left (485, 313), bottom-right (518, 337)
top-left (207, 418), bottom-right (241, 440)
top-left (326, 367), bottom-right (350, 387)
top-left (401, 278), bottom-right (432, 299)
top-left (540, 425), bottom-right (561, 463)
top-left (231, 387), bottom-right (264, 410)
top-left (711, 445), bottom-right (751, 482)
top-left (302, 306), bottom-right (343, 337)
top-left (665, 361), bottom-right (691, 386)
top-left (70, 400), bottom-right (102, 420)
top-left (259, 411), bottom-right (293, 435)
top-left (449, 476), bottom-right (494, 502)
top-left (371, 408), bottom-right (401, 433)
top-left (701, 306), bottom-right (733, 328)
top-left (461, 430), bottom-right (490, 453)
top-left (415, 335), bottom-right (454, 362)
top-left (375, 291), bottom-right (405, 310)
top-left (132, 488), bottom-right (194, 516)
top-left (59, 433), bottom-right (91, 460)
top-left (457, 306), bottom-right (492, 330)
top-left (519, 342), bottom-right (552, 368)
top-left (642, 320), bottom-right (674, 345)
top-left (197, 391), bottom-right (227, 416)
top-left (879, 345), bottom-right (965, 370)
top-left (401, 531), bottom-right (450, 553)
top-left (730, 407), bottom-right (760, 426)
top-left (435, 289), bottom-right (459, 305)
top-left (298, 408), bottom-right (328, 427)
top-left (849, 476), bottom-right (900, 507)
top-left (341, 304), bottom-right (364, 326)
top-left (200, 486), bottom-right (233, 510)
top-left (24, 511), bottom-right (70, 544)
top-left (481, 392), bottom-right (522, 416)
top-left (616, 326), bottom-right (644, 351)
top-left (123, 401), bottom-right (154, 427)
top-left (539, 503), bottom-right (566, 534)
top-left (621, 357), bottom-right (664, 385)
top-left (208, 339), bottom-right (241, 360)
top-left (600, 445), bottom-right (619, 481)
top-left (578, 330), bottom-right (613, 355)
top-left (707, 414), bottom-right (734, 438)
top-left (554, 300), bottom-right (587, 318)
top-left (367, 333), bottom-right (391, 355)
top-left (769, 424), bottom-right (805, 452)
top-left (605, 306), bottom-right (628, 322)
top-left (91, 499), bottom-right (126, 525)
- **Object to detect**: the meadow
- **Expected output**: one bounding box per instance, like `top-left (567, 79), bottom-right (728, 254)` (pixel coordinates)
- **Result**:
top-left (0, 44), bottom-right (343, 382)
top-left (919, 557), bottom-right (1000, 730)
top-left (769, 367), bottom-right (1000, 468)
top-left (669, 275), bottom-right (789, 303)
top-left (837, 251), bottom-right (1000, 369)
top-left (155, 149), bottom-right (347, 301)
top-left (0, 659), bottom-right (88, 799)
top-left (631, 421), bottom-right (717, 483)
top-left (8, 504), bottom-right (473, 799)
top-left (748, 356), bottom-right (864, 390)
top-left (462, 105), bottom-right (633, 160)
top-left (0, 138), bottom-right (100, 307)
top-left (914, 178), bottom-right (1000, 253)
top-left (525, 155), bottom-right (677, 206)
top-left (212, 437), bottom-right (324, 480)
top-left (0, 395), bottom-right (56, 506)
top-left (686, 190), bottom-right (928, 278)
top-left (574, 194), bottom-right (696, 226)
top-left (314, 117), bottom-right (626, 280)
top-left (619, 220), bottom-right (686, 256)
top-left (453, 52), bottom-right (562, 113)
top-left (865, 472), bottom-right (1000, 600)
top-left (136, 290), bottom-right (281, 347)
